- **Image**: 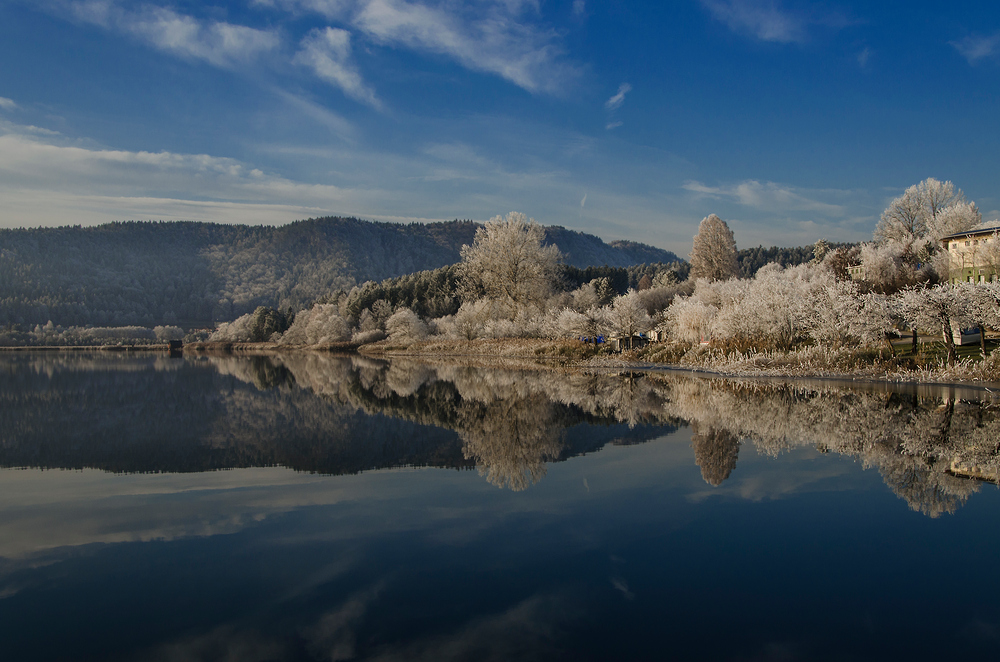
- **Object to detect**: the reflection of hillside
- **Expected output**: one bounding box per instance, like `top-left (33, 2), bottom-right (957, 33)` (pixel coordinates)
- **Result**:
top-left (274, 355), bottom-right (682, 490)
top-left (0, 354), bottom-right (675, 483)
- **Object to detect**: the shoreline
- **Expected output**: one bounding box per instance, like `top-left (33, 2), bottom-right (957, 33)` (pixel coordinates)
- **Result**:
top-left (5, 338), bottom-right (1000, 391)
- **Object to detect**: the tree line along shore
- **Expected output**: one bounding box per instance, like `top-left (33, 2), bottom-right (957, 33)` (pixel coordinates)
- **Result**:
top-left (6, 178), bottom-right (1000, 382)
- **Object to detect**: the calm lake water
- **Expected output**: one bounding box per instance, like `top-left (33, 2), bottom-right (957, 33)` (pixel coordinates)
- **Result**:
top-left (2, 352), bottom-right (1000, 661)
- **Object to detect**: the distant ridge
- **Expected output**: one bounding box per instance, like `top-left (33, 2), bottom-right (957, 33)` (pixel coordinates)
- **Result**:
top-left (0, 217), bottom-right (680, 327)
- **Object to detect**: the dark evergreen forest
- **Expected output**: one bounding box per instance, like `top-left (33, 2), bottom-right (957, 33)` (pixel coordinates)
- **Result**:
top-left (736, 242), bottom-right (857, 278)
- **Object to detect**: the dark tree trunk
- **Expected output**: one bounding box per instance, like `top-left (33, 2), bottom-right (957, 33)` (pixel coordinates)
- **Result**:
top-left (943, 322), bottom-right (957, 367)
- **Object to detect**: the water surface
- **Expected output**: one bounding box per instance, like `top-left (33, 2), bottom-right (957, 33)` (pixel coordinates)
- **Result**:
top-left (1, 352), bottom-right (999, 661)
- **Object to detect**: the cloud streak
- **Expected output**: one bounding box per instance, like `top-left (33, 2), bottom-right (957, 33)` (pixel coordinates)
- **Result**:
top-left (700, 0), bottom-right (852, 44)
top-left (951, 33), bottom-right (1000, 64)
top-left (683, 179), bottom-right (845, 216)
top-left (604, 83), bottom-right (631, 111)
top-left (266, 0), bottom-right (579, 94)
top-left (701, 0), bottom-right (806, 43)
top-left (68, 1), bottom-right (280, 68)
top-left (295, 27), bottom-right (382, 108)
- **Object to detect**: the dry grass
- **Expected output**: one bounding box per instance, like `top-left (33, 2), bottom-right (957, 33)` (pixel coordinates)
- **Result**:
top-left (630, 340), bottom-right (1000, 383)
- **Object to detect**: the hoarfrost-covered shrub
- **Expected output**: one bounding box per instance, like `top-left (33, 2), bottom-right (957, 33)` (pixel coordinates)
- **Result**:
top-left (278, 304), bottom-right (350, 345)
top-left (351, 329), bottom-right (387, 344)
top-left (666, 297), bottom-right (717, 344)
top-left (385, 308), bottom-right (428, 343)
top-left (555, 306), bottom-right (609, 341)
top-left (608, 290), bottom-right (652, 338)
top-left (451, 299), bottom-right (493, 340)
top-left (210, 313), bottom-right (255, 342)
top-left (153, 325), bottom-right (185, 341)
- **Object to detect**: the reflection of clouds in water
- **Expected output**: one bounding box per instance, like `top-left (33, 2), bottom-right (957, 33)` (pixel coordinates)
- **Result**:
top-left (116, 585), bottom-right (578, 662)
top-left (303, 581), bottom-right (387, 662)
top-left (141, 624), bottom-right (286, 662)
top-left (686, 456), bottom-right (855, 504)
top-left (610, 577), bottom-right (634, 600)
top-left (366, 591), bottom-right (578, 662)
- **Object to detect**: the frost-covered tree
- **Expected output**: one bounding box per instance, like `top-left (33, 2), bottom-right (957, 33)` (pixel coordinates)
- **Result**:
top-left (805, 278), bottom-right (860, 347)
top-left (897, 285), bottom-right (972, 366)
top-left (872, 179), bottom-right (981, 284)
top-left (859, 239), bottom-right (926, 293)
top-left (385, 307), bottom-right (428, 343)
top-left (689, 214), bottom-right (738, 282)
top-left (457, 212), bottom-right (563, 317)
top-left (850, 292), bottom-right (900, 350)
top-left (608, 290), bottom-right (653, 338)
top-left (959, 282), bottom-right (1000, 357)
top-left (875, 178), bottom-right (974, 244)
top-left (153, 325), bottom-right (184, 341)
top-left (666, 296), bottom-right (717, 344)
top-left (926, 201), bottom-right (982, 243)
top-left (556, 306), bottom-right (609, 341)
top-left (278, 304), bottom-right (350, 345)
top-left (450, 299), bottom-right (494, 339)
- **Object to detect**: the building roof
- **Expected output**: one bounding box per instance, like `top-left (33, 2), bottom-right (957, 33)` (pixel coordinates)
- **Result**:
top-left (939, 225), bottom-right (1000, 242)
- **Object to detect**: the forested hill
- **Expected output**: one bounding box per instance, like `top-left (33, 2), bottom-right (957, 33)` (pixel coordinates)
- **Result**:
top-left (0, 217), bottom-right (679, 328)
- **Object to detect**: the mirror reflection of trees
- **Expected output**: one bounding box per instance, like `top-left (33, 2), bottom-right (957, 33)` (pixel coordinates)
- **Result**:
top-left (190, 356), bottom-right (1000, 511)
top-left (660, 377), bottom-right (1000, 516)
top-left (2, 352), bottom-right (999, 512)
top-left (690, 422), bottom-right (740, 486)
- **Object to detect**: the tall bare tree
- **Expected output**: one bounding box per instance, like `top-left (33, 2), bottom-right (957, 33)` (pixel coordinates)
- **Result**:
top-left (689, 214), bottom-right (738, 282)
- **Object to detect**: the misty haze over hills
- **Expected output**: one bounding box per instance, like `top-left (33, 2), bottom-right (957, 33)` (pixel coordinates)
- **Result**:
top-left (0, 217), bottom-right (680, 328)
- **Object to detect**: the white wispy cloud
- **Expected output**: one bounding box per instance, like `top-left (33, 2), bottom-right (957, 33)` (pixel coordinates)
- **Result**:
top-left (572, 0), bottom-right (586, 18)
top-left (701, 0), bottom-right (852, 44)
top-left (270, 89), bottom-right (358, 140)
top-left (604, 82), bottom-right (631, 111)
top-left (294, 27), bottom-right (382, 109)
top-left (857, 46), bottom-right (871, 68)
top-left (683, 179), bottom-right (845, 216)
top-left (66, 1), bottom-right (281, 68)
top-left (0, 126), bottom-right (355, 227)
top-left (951, 33), bottom-right (1000, 64)
top-left (701, 0), bottom-right (806, 43)
top-left (0, 97), bottom-right (18, 111)
top-left (265, 0), bottom-right (579, 94)
top-left (605, 121), bottom-right (622, 130)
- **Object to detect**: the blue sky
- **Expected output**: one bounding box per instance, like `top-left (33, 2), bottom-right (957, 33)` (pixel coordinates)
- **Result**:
top-left (0, 0), bottom-right (998, 255)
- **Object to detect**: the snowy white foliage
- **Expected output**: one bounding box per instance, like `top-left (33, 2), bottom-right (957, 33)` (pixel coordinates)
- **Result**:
top-left (875, 178), bottom-right (977, 244)
top-left (153, 325), bottom-right (185, 341)
top-left (457, 211), bottom-right (562, 317)
top-left (689, 214), bottom-right (739, 282)
top-left (277, 304), bottom-right (350, 345)
top-left (555, 306), bottom-right (609, 340)
top-left (210, 311), bottom-right (256, 342)
top-left (659, 262), bottom-right (1000, 352)
top-left (608, 290), bottom-right (653, 338)
top-left (385, 308), bottom-right (429, 343)
top-left (666, 297), bottom-right (717, 344)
